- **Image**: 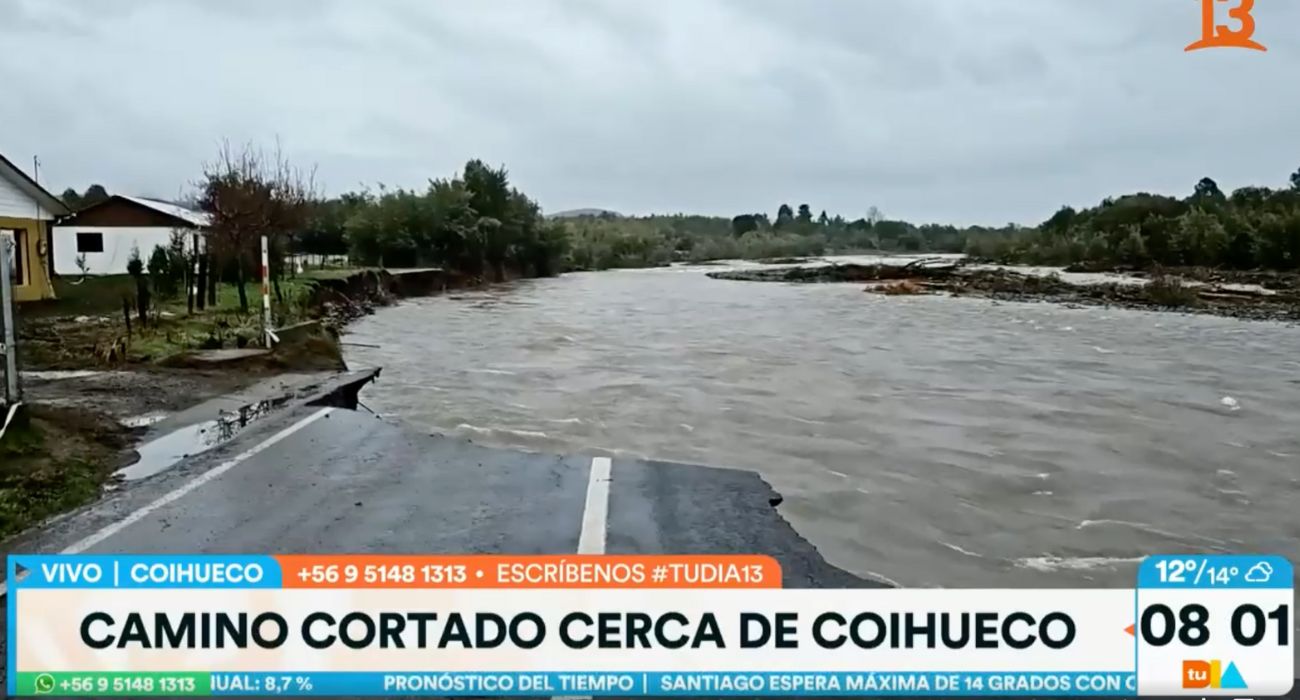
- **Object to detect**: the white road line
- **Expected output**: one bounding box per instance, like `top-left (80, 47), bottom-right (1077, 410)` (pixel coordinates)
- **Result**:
top-left (555, 456), bottom-right (613, 700)
top-left (577, 456), bottom-right (612, 555)
top-left (0, 407), bottom-right (333, 598)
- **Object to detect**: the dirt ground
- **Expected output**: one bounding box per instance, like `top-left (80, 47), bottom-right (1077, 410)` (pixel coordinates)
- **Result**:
top-left (21, 368), bottom-right (272, 425)
top-left (0, 404), bottom-right (133, 539)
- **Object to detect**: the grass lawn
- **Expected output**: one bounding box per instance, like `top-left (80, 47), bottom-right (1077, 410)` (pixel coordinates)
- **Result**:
top-left (16, 272), bottom-right (344, 366)
top-left (0, 405), bottom-right (129, 539)
top-left (21, 273), bottom-right (327, 318)
top-left (19, 275), bottom-right (138, 318)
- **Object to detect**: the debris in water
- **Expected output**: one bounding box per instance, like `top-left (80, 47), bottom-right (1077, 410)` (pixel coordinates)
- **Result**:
top-left (1221, 396), bottom-right (1241, 411)
top-left (870, 279), bottom-right (926, 295)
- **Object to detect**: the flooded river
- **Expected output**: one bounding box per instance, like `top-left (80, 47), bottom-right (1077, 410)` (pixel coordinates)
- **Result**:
top-left (343, 261), bottom-right (1300, 588)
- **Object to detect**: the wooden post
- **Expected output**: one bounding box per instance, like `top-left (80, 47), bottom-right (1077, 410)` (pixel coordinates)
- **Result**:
top-left (261, 235), bottom-right (272, 346)
top-left (0, 234), bottom-right (20, 405)
top-left (189, 232), bottom-right (200, 314)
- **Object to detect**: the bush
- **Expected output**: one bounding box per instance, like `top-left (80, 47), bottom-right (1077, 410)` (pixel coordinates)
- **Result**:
top-left (147, 245), bottom-right (183, 299)
top-left (126, 247), bottom-right (144, 277)
top-left (1146, 273), bottom-right (1200, 307)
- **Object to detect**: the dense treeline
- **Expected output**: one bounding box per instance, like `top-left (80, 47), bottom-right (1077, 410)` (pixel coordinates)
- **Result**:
top-left (563, 214), bottom-right (826, 269)
top-left (59, 184), bottom-right (110, 211)
top-left (293, 163), bottom-right (1300, 275)
top-left (568, 171), bottom-right (1300, 272)
top-left (296, 160), bottom-right (568, 280)
top-left (967, 170), bottom-right (1300, 270)
top-left (550, 206), bottom-right (1022, 270)
top-left (295, 178), bottom-right (1019, 273)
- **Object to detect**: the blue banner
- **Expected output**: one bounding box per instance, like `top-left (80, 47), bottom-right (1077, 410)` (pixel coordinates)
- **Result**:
top-left (7, 554), bottom-right (282, 589)
top-left (1137, 554), bottom-right (1292, 589)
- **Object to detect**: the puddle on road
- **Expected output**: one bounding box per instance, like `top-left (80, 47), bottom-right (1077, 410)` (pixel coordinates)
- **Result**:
top-left (116, 397), bottom-right (289, 481)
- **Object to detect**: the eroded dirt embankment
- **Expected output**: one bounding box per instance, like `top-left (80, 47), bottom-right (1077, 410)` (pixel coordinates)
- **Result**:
top-left (708, 261), bottom-right (1300, 323)
top-left (307, 268), bottom-right (479, 329)
top-left (3, 268), bottom-right (465, 542)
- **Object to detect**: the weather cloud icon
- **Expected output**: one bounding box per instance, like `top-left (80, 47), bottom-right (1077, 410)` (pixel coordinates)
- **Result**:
top-left (1244, 562), bottom-right (1274, 583)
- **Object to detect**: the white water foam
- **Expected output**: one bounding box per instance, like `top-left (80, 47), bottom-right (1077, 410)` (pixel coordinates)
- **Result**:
top-left (454, 424), bottom-right (550, 440)
top-left (939, 542), bottom-right (984, 558)
top-left (1015, 555), bottom-right (1144, 573)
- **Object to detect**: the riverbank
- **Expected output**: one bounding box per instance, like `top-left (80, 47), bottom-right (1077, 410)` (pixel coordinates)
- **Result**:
top-left (707, 262), bottom-right (1300, 323)
top-left (1, 266), bottom-right (476, 542)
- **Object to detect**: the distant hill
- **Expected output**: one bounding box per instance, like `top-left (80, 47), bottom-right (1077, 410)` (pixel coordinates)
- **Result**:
top-left (549, 208), bottom-right (622, 219)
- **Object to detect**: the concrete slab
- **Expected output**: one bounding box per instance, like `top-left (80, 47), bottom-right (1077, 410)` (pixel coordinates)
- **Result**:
top-left (0, 395), bottom-right (880, 698)
top-left (139, 371), bottom-right (336, 440)
top-left (5, 406), bottom-right (869, 587)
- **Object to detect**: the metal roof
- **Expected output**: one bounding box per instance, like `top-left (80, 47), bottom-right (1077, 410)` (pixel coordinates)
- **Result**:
top-left (119, 195), bottom-right (211, 227)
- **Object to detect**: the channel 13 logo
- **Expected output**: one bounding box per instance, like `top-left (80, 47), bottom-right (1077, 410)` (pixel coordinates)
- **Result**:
top-left (1182, 659), bottom-right (1248, 689)
top-left (1185, 0), bottom-right (1266, 52)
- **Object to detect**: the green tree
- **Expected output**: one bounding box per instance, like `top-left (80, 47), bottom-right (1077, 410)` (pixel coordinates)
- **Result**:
top-left (1256, 212), bottom-right (1300, 269)
top-left (60, 188), bottom-right (83, 210)
top-left (1230, 186), bottom-right (1272, 209)
top-left (1221, 212), bottom-right (1259, 269)
top-left (147, 244), bottom-right (181, 299)
top-left (1115, 226), bottom-right (1148, 266)
top-left (1083, 232), bottom-right (1111, 263)
top-left (127, 246), bottom-right (150, 324)
top-left (1041, 206), bottom-right (1077, 235)
top-left (774, 204), bottom-right (794, 230)
top-left (1173, 209), bottom-right (1228, 266)
top-left (796, 204), bottom-right (813, 224)
top-left (731, 214), bottom-right (759, 237)
top-left (1192, 177), bottom-right (1226, 206)
top-left (83, 184), bottom-right (110, 207)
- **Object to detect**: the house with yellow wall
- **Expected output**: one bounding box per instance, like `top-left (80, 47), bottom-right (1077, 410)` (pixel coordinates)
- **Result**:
top-left (0, 152), bottom-right (70, 302)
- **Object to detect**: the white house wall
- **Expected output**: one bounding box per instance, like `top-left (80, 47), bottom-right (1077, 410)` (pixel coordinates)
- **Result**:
top-left (53, 226), bottom-right (201, 276)
top-left (0, 172), bottom-right (46, 219)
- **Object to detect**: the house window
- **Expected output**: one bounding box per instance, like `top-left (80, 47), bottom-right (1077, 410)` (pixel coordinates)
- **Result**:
top-left (76, 232), bottom-right (105, 253)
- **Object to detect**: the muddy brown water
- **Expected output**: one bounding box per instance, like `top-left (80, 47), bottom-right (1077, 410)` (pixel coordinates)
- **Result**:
top-left (343, 260), bottom-right (1300, 589)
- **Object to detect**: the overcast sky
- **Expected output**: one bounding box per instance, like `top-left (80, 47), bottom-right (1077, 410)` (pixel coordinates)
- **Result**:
top-left (2, 0), bottom-right (1296, 225)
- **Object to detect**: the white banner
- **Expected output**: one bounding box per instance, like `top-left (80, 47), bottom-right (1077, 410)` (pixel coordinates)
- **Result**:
top-left (17, 588), bottom-right (1132, 673)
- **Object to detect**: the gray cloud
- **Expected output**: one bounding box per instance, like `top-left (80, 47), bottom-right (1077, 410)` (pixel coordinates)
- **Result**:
top-left (1, 0), bottom-right (1296, 224)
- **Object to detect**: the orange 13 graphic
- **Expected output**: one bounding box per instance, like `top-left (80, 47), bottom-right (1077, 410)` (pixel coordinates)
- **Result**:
top-left (1185, 0), bottom-right (1267, 52)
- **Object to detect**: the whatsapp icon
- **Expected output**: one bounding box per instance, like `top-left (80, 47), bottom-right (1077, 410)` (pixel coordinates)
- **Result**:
top-left (34, 674), bottom-right (56, 694)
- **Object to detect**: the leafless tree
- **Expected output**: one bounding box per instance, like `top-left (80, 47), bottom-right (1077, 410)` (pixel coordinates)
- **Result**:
top-left (197, 140), bottom-right (317, 313)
